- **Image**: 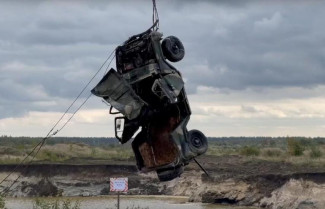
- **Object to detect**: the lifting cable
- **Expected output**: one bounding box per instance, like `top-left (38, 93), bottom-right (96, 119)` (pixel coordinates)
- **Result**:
top-left (152, 0), bottom-right (159, 30)
top-left (0, 49), bottom-right (116, 196)
top-left (104, 54), bottom-right (116, 75)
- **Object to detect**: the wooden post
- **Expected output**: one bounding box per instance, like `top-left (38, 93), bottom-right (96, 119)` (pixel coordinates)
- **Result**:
top-left (117, 192), bottom-right (120, 209)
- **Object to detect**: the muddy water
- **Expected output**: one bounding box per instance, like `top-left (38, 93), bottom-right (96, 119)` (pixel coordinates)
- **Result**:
top-left (5, 196), bottom-right (258, 209)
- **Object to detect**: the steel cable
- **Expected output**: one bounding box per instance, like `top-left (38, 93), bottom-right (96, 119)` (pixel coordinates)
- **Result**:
top-left (152, 0), bottom-right (159, 30)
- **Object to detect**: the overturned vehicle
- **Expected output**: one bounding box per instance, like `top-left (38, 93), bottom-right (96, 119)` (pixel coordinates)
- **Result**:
top-left (91, 26), bottom-right (208, 181)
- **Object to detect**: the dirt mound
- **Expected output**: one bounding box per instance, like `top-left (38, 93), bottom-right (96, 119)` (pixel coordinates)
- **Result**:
top-left (21, 178), bottom-right (59, 197)
top-left (260, 179), bottom-right (325, 209)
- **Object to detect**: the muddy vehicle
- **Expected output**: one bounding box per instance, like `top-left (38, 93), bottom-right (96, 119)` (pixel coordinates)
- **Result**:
top-left (91, 25), bottom-right (208, 181)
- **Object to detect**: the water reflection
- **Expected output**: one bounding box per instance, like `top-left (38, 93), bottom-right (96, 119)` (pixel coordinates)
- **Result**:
top-left (5, 196), bottom-right (258, 209)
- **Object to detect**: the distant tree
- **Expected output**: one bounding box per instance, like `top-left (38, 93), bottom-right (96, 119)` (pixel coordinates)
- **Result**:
top-left (287, 138), bottom-right (304, 156)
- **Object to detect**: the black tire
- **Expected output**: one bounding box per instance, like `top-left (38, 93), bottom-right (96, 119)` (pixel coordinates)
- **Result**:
top-left (156, 166), bottom-right (184, 182)
top-left (162, 36), bottom-right (185, 62)
top-left (188, 130), bottom-right (208, 155)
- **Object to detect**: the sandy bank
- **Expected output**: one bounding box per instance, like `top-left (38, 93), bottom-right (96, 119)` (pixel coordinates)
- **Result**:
top-left (0, 156), bottom-right (324, 209)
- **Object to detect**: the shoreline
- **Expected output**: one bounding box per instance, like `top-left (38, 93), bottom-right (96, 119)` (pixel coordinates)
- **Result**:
top-left (0, 156), bottom-right (325, 209)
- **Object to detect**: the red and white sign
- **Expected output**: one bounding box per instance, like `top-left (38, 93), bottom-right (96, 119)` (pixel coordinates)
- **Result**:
top-left (110, 178), bottom-right (128, 192)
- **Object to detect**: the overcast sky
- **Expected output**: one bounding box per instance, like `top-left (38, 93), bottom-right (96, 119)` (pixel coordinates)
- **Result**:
top-left (1, 0), bottom-right (325, 137)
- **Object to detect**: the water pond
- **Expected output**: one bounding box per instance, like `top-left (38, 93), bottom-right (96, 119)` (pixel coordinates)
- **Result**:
top-left (5, 196), bottom-right (259, 209)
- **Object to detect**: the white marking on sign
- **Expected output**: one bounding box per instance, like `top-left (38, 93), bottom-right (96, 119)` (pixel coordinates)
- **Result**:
top-left (110, 178), bottom-right (128, 192)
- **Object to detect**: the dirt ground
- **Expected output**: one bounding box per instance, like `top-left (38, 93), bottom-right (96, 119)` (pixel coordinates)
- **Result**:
top-left (192, 155), bottom-right (325, 196)
top-left (193, 155), bottom-right (325, 177)
top-left (0, 155), bottom-right (324, 209)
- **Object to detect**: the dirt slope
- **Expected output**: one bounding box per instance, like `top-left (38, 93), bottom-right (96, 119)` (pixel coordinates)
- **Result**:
top-left (0, 155), bottom-right (324, 209)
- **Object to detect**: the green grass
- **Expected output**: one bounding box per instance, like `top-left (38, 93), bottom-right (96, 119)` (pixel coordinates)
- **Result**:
top-left (108, 205), bottom-right (148, 209)
top-left (0, 142), bottom-right (134, 165)
top-left (33, 198), bottom-right (80, 209)
top-left (262, 148), bottom-right (283, 158)
top-left (205, 137), bottom-right (325, 167)
top-left (0, 136), bottom-right (325, 166)
top-left (0, 195), bottom-right (6, 209)
top-left (240, 146), bottom-right (260, 156)
top-left (32, 199), bottom-right (149, 209)
top-left (309, 146), bottom-right (322, 159)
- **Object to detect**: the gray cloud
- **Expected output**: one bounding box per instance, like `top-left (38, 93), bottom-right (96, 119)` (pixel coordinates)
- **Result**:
top-left (174, 2), bottom-right (325, 91)
top-left (1, 0), bottom-right (325, 121)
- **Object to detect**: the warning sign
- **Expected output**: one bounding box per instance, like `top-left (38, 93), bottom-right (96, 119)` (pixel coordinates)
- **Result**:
top-left (110, 178), bottom-right (128, 192)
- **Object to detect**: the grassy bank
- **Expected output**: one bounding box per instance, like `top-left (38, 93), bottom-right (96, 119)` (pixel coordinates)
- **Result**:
top-left (0, 136), bottom-right (324, 167)
top-left (0, 136), bottom-right (134, 164)
top-left (207, 137), bottom-right (325, 167)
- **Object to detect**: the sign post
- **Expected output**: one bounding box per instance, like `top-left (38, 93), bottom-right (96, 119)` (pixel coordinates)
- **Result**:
top-left (110, 178), bottom-right (128, 209)
top-left (117, 191), bottom-right (120, 209)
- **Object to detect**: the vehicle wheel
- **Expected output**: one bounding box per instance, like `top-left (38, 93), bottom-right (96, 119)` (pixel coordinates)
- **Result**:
top-left (162, 36), bottom-right (185, 62)
top-left (188, 130), bottom-right (208, 155)
top-left (156, 166), bottom-right (184, 182)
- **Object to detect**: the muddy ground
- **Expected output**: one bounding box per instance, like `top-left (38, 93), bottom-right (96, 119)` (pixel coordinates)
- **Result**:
top-left (0, 155), bottom-right (324, 209)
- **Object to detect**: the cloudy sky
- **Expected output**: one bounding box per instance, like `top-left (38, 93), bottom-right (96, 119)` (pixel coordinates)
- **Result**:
top-left (1, 0), bottom-right (325, 137)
